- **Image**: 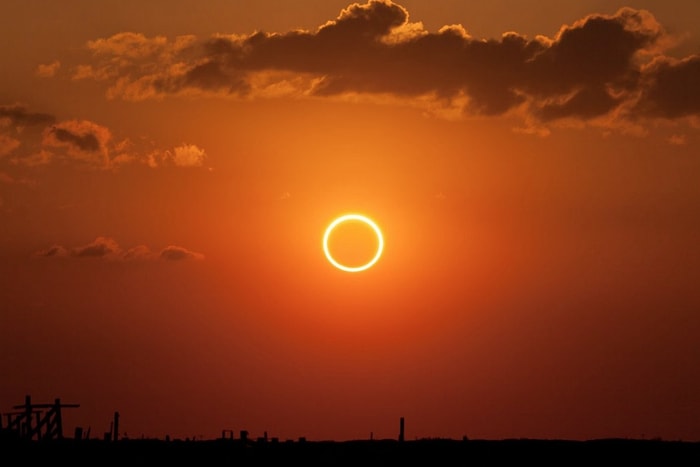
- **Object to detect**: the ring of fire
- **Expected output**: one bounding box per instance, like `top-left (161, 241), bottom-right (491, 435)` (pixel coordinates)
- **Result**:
top-left (323, 214), bottom-right (384, 272)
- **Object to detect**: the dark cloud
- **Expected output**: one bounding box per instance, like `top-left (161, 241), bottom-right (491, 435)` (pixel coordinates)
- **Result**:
top-left (635, 55), bottom-right (700, 119)
top-left (33, 237), bottom-right (204, 262)
top-left (525, 9), bottom-right (660, 97)
top-left (71, 236), bottom-right (120, 258)
top-left (71, 1), bottom-right (699, 129)
top-left (33, 245), bottom-right (69, 258)
top-left (40, 120), bottom-right (112, 168)
top-left (159, 245), bottom-right (204, 261)
top-left (537, 87), bottom-right (624, 122)
top-left (122, 245), bottom-right (154, 260)
top-left (0, 105), bottom-right (56, 127)
top-left (49, 126), bottom-right (101, 152)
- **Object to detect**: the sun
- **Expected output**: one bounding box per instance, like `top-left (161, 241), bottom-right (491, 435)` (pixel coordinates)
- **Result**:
top-left (323, 214), bottom-right (384, 272)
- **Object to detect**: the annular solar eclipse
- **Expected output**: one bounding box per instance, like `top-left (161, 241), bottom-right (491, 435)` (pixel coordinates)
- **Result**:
top-left (323, 214), bottom-right (384, 272)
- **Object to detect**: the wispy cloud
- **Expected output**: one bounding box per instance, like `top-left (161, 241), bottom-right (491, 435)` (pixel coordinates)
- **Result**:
top-left (0, 134), bottom-right (20, 157)
top-left (66, 0), bottom-right (700, 132)
top-left (33, 237), bottom-right (205, 261)
top-left (668, 134), bottom-right (687, 146)
top-left (36, 60), bottom-right (61, 78)
top-left (0, 170), bottom-right (36, 186)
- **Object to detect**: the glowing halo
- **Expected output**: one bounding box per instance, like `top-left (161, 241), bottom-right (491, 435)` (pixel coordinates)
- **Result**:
top-left (323, 214), bottom-right (384, 272)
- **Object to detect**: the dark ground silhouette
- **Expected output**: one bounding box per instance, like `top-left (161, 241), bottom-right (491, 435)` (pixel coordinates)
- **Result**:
top-left (2, 396), bottom-right (699, 465)
top-left (2, 436), bottom-right (700, 466)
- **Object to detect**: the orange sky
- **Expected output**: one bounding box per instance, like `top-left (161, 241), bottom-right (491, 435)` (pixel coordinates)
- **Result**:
top-left (1, 0), bottom-right (700, 442)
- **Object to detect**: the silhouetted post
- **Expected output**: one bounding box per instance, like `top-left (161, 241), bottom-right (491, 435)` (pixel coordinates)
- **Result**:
top-left (54, 398), bottom-right (64, 439)
top-left (113, 412), bottom-right (120, 441)
top-left (35, 412), bottom-right (43, 440)
top-left (74, 426), bottom-right (83, 440)
top-left (23, 395), bottom-right (33, 439)
top-left (398, 417), bottom-right (404, 443)
top-left (240, 430), bottom-right (248, 444)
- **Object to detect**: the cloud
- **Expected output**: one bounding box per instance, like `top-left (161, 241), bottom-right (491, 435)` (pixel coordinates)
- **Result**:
top-left (122, 244), bottom-right (156, 260)
top-left (43, 120), bottom-right (111, 168)
top-left (667, 134), bottom-right (687, 146)
top-left (146, 143), bottom-right (207, 168)
top-left (70, 1), bottom-right (700, 131)
top-left (33, 237), bottom-right (204, 261)
top-left (0, 105), bottom-right (53, 165)
top-left (634, 55), bottom-right (700, 119)
top-left (172, 143), bottom-right (206, 167)
top-left (71, 236), bottom-right (121, 258)
top-left (36, 60), bottom-right (61, 78)
top-left (159, 245), bottom-right (205, 261)
top-left (0, 171), bottom-right (13, 184)
top-left (0, 104), bottom-right (56, 127)
top-left (0, 134), bottom-right (20, 157)
top-left (72, 32), bottom-right (197, 100)
top-left (47, 122), bottom-right (104, 152)
top-left (33, 244), bottom-right (69, 258)
top-left (0, 104), bottom-right (207, 171)
top-left (87, 32), bottom-right (171, 59)
top-left (0, 170), bottom-right (35, 186)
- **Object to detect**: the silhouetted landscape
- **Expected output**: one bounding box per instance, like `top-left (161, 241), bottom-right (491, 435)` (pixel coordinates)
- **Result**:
top-left (4, 430), bottom-right (700, 466)
top-left (3, 2), bottom-right (700, 464)
top-left (2, 396), bottom-right (699, 465)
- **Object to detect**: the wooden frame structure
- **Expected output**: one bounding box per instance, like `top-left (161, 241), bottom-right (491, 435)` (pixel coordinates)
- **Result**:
top-left (3, 395), bottom-right (79, 440)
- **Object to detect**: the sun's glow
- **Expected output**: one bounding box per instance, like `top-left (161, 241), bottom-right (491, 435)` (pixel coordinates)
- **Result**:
top-left (323, 214), bottom-right (384, 272)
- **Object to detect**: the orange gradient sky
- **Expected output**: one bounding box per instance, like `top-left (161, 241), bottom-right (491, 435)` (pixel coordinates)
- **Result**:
top-left (2, 0), bottom-right (700, 442)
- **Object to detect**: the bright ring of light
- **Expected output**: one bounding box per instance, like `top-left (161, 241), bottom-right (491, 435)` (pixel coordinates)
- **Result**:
top-left (323, 214), bottom-right (384, 272)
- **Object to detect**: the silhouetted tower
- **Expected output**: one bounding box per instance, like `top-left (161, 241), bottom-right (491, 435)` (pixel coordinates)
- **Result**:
top-left (398, 417), bottom-right (404, 442)
top-left (113, 412), bottom-right (120, 441)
